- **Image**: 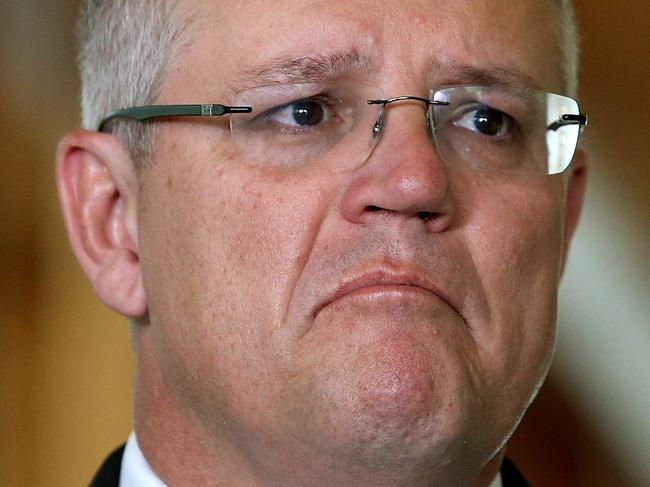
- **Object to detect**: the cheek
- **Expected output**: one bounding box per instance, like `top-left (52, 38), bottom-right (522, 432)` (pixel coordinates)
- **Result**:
top-left (472, 191), bottom-right (564, 290)
top-left (455, 178), bottom-right (566, 437)
top-left (463, 179), bottom-right (565, 374)
top-left (466, 175), bottom-right (564, 285)
top-left (137, 158), bottom-right (336, 400)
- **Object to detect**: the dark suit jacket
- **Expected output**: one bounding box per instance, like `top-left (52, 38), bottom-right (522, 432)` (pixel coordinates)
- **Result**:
top-left (89, 445), bottom-right (125, 487)
top-left (90, 445), bottom-right (529, 486)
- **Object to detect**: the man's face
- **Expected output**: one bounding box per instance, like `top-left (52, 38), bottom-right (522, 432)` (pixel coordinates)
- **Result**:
top-left (137, 0), bottom-right (575, 475)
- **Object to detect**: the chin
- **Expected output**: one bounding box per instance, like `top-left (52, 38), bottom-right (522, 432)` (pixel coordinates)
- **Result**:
top-left (297, 331), bottom-right (487, 471)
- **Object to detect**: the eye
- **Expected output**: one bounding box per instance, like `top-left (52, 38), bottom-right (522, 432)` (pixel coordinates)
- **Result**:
top-left (267, 97), bottom-right (331, 128)
top-left (454, 105), bottom-right (512, 137)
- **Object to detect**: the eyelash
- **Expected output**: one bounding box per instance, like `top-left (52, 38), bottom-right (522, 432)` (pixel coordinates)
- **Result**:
top-left (260, 94), bottom-right (341, 132)
top-left (448, 104), bottom-right (521, 140)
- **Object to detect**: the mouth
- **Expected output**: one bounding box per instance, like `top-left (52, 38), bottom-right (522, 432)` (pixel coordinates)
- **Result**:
top-left (314, 267), bottom-right (459, 318)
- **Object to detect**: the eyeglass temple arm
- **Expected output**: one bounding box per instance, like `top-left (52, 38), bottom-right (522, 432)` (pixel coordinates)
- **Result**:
top-left (547, 113), bottom-right (588, 132)
top-left (97, 104), bottom-right (252, 132)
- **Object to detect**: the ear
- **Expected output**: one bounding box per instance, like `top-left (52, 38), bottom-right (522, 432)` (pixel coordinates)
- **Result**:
top-left (561, 148), bottom-right (588, 263)
top-left (56, 129), bottom-right (147, 317)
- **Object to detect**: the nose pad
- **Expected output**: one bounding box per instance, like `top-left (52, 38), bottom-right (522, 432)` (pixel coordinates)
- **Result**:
top-left (369, 105), bottom-right (385, 147)
top-left (425, 109), bottom-right (434, 139)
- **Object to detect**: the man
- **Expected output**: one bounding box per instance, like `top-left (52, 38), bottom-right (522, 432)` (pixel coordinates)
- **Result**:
top-left (56, 0), bottom-right (587, 485)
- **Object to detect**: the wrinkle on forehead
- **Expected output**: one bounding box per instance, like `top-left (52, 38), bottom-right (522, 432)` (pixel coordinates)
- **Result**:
top-left (231, 52), bottom-right (545, 95)
top-left (181, 0), bottom-right (563, 97)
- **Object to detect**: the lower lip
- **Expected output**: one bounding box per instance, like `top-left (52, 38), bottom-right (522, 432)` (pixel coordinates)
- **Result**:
top-left (326, 285), bottom-right (442, 308)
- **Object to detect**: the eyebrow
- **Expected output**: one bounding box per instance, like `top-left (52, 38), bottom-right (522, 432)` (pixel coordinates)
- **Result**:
top-left (432, 62), bottom-right (544, 92)
top-left (231, 51), bottom-right (543, 94)
top-left (232, 49), bottom-right (377, 88)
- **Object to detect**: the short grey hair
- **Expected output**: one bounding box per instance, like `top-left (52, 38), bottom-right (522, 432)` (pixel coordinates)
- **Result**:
top-left (77, 0), bottom-right (579, 166)
top-left (557, 0), bottom-right (580, 98)
top-left (78, 0), bottom-right (190, 165)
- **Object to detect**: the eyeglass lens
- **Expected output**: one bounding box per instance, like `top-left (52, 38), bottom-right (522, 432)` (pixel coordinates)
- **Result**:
top-left (231, 81), bottom-right (582, 175)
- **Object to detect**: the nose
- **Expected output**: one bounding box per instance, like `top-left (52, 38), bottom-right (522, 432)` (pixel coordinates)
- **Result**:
top-left (340, 100), bottom-right (454, 232)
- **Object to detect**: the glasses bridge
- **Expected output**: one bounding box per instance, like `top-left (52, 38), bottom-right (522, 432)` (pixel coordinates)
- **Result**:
top-left (366, 95), bottom-right (449, 139)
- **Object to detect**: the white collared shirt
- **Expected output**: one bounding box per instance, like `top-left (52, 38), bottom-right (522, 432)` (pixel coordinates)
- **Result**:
top-left (119, 432), bottom-right (167, 487)
top-left (119, 431), bottom-right (503, 487)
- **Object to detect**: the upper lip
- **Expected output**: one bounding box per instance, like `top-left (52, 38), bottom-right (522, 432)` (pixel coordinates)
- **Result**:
top-left (314, 265), bottom-right (458, 316)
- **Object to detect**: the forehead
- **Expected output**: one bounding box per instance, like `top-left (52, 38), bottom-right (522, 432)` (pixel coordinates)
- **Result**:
top-left (164, 0), bottom-right (563, 99)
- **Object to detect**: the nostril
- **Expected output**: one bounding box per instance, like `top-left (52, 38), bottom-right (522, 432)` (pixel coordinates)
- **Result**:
top-left (366, 207), bottom-right (437, 221)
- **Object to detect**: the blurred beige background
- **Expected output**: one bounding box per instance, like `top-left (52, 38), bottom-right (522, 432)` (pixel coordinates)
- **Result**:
top-left (1, 1), bottom-right (648, 485)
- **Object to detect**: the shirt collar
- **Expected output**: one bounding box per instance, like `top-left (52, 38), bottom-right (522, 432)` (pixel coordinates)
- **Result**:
top-left (119, 432), bottom-right (167, 487)
top-left (490, 471), bottom-right (504, 487)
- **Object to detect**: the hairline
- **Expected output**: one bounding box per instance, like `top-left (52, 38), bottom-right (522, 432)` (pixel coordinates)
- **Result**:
top-left (78, 0), bottom-right (579, 167)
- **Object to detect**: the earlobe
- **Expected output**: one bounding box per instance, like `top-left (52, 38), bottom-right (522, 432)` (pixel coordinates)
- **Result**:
top-left (56, 130), bottom-right (147, 317)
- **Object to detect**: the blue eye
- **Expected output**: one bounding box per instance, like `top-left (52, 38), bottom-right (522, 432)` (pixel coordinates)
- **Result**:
top-left (291, 100), bottom-right (325, 126)
top-left (268, 98), bottom-right (330, 127)
top-left (455, 105), bottom-right (512, 137)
